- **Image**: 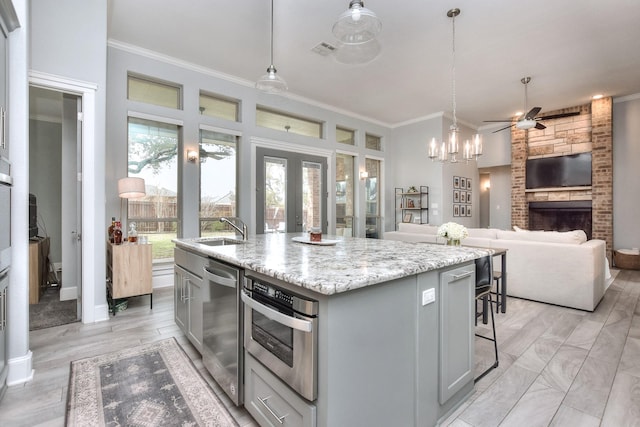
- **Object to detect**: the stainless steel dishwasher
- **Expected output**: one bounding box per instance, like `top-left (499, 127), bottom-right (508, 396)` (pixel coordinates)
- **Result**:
top-left (202, 258), bottom-right (244, 406)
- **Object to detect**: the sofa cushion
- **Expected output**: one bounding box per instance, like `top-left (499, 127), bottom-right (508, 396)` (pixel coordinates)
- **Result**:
top-left (397, 223), bottom-right (438, 235)
top-left (497, 229), bottom-right (588, 244)
top-left (467, 228), bottom-right (499, 239)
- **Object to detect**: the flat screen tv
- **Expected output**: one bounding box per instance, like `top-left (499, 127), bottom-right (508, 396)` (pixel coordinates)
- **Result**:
top-left (29, 193), bottom-right (38, 238)
top-left (526, 153), bottom-right (592, 189)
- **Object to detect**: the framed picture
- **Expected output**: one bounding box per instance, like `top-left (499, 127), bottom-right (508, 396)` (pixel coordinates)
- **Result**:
top-left (460, 177), bottom-right (467, 189)
top-left (467, 178), bottom-right (472, 190)
top-left (453, 176), bottom-right (460, 189)
top-left (453, 190), bottom-right (460, 203)
top-left (453, 204), bottom-right (460, 217)
top-left (466, 191), bottom-right (472, 203)
top-left (467, 205), bottom-right (472, 217)
top-left (403, 213), bottom-right (412, 223)
top-left (460, 205), bottom-right (466, 216)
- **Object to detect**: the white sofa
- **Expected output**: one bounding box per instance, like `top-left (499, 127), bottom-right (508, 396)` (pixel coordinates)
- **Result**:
top-left (384, 223), bottom-right (607, 311)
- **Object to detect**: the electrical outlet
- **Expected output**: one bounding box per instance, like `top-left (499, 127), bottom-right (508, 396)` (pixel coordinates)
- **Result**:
top-left (422, 288), bottom-right (435, 306)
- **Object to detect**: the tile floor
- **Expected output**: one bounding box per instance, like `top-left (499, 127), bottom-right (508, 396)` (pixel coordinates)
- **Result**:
top-left (1, 268), bottom-right (638, 426)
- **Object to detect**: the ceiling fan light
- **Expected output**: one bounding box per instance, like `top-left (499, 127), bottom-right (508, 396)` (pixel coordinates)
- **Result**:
top-left (516, 119), bottom-right (537, 130)
top-left (256, 65), bottom-right (288, 93)
top-left (332, 1), bottom-right (382, 45)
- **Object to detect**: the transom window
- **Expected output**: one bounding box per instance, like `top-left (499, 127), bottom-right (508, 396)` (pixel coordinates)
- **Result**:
top-left (336, 126), bottom-right (355, 145)
top-left (366, 133), bottom-right (382, 151)
top-left (127, 74), bottom-right (182, 109)
top-left (256, 106), bottom-right (323, 138)
top-left (199, 92), bottom-right (240, 122)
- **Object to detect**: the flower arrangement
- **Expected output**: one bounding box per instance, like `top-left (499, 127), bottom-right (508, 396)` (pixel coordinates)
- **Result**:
top-left (437, 222), bottom-right (468, 245)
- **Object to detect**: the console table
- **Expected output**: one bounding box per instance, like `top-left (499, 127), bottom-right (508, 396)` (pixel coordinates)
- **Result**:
top-left (106, 242), bottom-right (153, 314)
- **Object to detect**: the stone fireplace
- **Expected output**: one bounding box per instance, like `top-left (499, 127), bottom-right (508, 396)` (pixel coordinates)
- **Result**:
top-left (511, 97), bottom-right (613, 260)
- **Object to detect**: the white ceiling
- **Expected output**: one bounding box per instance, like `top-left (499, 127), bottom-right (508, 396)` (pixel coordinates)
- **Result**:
top-left (106, 0), bottom-right (640, 128)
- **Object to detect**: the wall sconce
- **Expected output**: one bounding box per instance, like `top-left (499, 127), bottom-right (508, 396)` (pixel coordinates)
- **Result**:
top-left (187, 150), bottom-right (198, 163)
top-left (484, 181), bottom-right (491, 191)
top-left (359, 170), bottom-right (369, 180)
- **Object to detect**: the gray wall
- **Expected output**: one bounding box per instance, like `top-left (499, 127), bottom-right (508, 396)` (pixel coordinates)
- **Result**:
top-left (29, 119), bottom-right (62, 263)
top-left (613, 95), bottom-right (640, 250)
top-left (31, 0), bottom-right (107, 308)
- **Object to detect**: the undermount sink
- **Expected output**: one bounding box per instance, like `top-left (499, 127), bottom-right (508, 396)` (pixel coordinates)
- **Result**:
top-left (195, 238), bottom-right (246, 247)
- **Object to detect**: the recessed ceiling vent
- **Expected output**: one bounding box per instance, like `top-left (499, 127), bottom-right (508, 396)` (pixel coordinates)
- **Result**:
top-left (311, 42), bottom-right (337, 56)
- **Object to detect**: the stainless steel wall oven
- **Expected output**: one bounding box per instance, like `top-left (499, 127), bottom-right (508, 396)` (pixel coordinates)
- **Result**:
top-left (242, 275), bottom-right (319, 401)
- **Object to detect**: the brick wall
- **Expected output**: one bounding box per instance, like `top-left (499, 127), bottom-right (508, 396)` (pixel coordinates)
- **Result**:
top-left (510, 98), bottom-right (613, 259)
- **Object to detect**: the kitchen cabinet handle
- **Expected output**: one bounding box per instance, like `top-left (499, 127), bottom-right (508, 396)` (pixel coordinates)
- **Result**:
top-left (241, 290), bottom-right (313, 333)
top-left (450, 271), bottom-right (474, 282)
top-left (257, 395), bottom-right (286, 424)
top-left (203, 267), bottom-right (236, 288)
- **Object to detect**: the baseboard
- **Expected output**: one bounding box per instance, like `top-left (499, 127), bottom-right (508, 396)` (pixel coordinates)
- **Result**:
top-left (91, 303), bottom-right (110, 323)
top-left (7, 350), bottom-right (34, 386)
top-left (59, 286), bottom-right (77, 301)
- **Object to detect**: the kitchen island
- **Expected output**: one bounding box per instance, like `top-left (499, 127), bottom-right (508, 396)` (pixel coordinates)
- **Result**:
top-left (174, 233), bottom-right (492, 427)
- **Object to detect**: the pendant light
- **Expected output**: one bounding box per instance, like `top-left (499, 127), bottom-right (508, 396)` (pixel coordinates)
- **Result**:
top-left (427, 8), bottom-right (482, 163)
top-left (256, 0), bottom-right (287, 94)
top-left (332, 1), bottom-right (382, 45)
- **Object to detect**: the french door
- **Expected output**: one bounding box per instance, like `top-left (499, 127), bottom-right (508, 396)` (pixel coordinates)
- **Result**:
top-left (256, 147), bottom-right (327, 234)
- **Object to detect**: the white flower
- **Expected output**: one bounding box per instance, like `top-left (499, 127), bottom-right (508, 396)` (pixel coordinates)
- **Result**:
top-left (437, 222), bottom-right (468, 240)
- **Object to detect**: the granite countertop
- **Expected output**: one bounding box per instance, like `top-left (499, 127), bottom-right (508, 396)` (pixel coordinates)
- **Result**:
top-left (173, 233), bottom-right (492, 295)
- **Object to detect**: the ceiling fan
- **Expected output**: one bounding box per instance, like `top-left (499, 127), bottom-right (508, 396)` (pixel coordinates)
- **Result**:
top-left (484, 77), bottom-right (580, 133)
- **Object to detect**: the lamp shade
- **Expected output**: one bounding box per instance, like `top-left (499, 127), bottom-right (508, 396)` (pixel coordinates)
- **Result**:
top-left (118, 177), bottom-right (146, 199)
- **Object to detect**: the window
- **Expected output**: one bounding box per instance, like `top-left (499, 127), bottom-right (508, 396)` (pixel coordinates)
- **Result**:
top-left (365, 158), bottom-right (381, 238)
top-left (199, 129), bottom-right (238, 237)
top-left (366, 133), bottom-right (382, 151)
top-left (127, 74), bottom-right (182, 109)
top-left (127, 117), bottom-right (179, 260)
top-left (336, 126), bottom-right (355, 145)
top-left (256, 106), bottom-right (323, 138)
top-left (199, 92), bottom-right (239, 122)
top-left (336, 153), bottom-right (355, 237)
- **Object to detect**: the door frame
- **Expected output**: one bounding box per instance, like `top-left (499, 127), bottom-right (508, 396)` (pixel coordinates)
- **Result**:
top-left (250, 137), bottom-right (334, 235)
top-left (29, 71), bottom-right (99, 323)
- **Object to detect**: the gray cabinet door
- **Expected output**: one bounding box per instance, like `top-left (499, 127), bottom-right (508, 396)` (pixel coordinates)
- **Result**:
top-left (174, 269), bottom-right (188, 333)
top-left (439, 264), bottom-right (475, 404)
top-left (187, 274), bottom-right (203, 352)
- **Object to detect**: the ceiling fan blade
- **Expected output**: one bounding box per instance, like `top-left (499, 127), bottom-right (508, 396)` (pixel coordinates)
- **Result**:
top-left (524, 107), bottom-right (542, 120)
top-left (492, 124), bottom-right (514, 133)
top-left (535, 122), bottom-right (546, 130)
top-left (537, 111), bottom-right (581, 121)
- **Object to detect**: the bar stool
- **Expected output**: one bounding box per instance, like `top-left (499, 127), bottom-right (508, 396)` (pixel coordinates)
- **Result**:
top-left (492, 270), bottom-right (503, 313)
top-left (474, 255), bottom-right (499, 383)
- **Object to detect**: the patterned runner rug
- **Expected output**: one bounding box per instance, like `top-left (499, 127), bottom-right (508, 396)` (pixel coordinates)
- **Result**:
top-left (66, 337), bottom-right (239, 427)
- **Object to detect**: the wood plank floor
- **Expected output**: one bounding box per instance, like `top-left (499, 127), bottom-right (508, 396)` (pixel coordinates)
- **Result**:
top-left (1, 269), bottom-right (638, 426)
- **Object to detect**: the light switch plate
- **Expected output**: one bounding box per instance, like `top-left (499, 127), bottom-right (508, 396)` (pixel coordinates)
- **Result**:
top-left (422, 288), bottom-right (435, 306)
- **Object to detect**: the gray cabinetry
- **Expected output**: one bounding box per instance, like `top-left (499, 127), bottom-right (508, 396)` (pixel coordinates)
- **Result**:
top-left (0, 0), bottom-right (18, 158)
top-left (439, 264), bottom-right (475, 404)
top-left (0, 268), bottom-right (7, 401)
top-left (174, 247), bottom-right (205, 353)
top-left (245, 352), bottom-right (316, 427)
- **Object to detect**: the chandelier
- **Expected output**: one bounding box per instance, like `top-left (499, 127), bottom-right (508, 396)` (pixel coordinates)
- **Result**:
top-left (428, 8), bottom-right (482, 163)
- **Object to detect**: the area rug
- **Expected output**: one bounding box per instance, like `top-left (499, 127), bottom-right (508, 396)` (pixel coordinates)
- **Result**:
top-left (66, 337), bottom-right (239, 427)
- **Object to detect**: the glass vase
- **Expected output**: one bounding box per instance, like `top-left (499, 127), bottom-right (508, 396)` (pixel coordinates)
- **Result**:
top-left (446, 238), bottom-right (461, 246)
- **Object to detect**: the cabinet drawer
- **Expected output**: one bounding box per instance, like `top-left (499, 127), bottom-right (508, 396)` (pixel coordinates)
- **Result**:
top-left (245, 353), bottom-right (316, 427)
top-left (174, 247), bottom-right (207, 278)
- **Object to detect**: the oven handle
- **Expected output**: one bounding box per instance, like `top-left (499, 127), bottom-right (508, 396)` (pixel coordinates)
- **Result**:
top-left (241, 290), bottom-right (313, 333)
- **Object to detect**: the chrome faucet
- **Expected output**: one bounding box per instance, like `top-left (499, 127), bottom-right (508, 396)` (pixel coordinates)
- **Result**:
top-left (220, 217), bottom-right (248, 241)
